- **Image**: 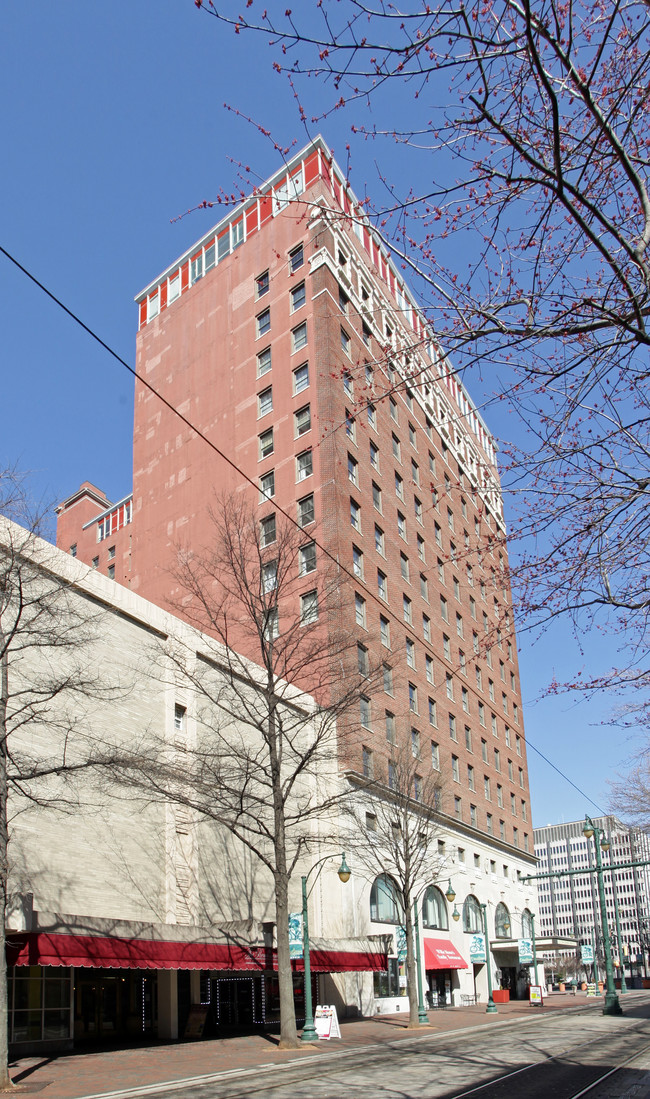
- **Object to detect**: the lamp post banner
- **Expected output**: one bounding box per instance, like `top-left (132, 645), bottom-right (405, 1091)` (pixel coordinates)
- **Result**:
top-left (396, 925), bottom-right (408, 962)
top-left (518, 938), bottom-right (534, 964)
top-left (581, 944), bottom-right (594, 964)
top-left (469, 933), bottom-right (486, 964)
top-left (289, 913), bottom-right (303, 959)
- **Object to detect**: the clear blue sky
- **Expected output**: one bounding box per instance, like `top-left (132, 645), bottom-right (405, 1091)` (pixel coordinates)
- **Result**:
top-left (0, 2), bottom-right (636, 829)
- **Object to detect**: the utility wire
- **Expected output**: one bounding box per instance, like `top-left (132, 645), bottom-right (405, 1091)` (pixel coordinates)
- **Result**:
top-left (0, 242), bottom-right (608, 820)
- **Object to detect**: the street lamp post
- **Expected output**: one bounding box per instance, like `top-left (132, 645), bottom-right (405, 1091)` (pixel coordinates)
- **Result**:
top-left (583, 817), bottom-right (622, 1016)
top-left (300, 853), bottom-right (351, 1043)
top-left (609, 864), bottom-right (628, 994)
top-left (480, 903), bottom-right (498, 1014)
top-left (530, 913), bottom-right (540, 987)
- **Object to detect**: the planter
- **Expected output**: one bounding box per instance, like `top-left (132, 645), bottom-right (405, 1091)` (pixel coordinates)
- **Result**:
top-left (581, 983), bottom-right (587, 991)
top-left (598, 981), bottom-right (604, 992)
top-left (492, 990), bottom-right (510, 1003)
top-left (558, 983), bottom-right (565, 992)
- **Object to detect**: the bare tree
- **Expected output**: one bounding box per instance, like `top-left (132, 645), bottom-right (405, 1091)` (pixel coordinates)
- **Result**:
top-left (196, 0), bottom-right (650, 704)
top-left (118, 496), bottom-right (379, 1048)
top-left (0, 484), bottom-right (126, 1087)
top-left (345, 742), bottom-right (446, 1027)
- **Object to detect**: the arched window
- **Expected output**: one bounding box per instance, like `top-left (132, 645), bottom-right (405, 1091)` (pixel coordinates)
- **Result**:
top-left (521, 909), bottom-right (534, 938)
top-left (422, 886), bottom-right (449, 930)
top-left (370, 874), bottom-right (403, 924)
top-left (495, 902), bottom-right (511, 938)
top-left (462, 894), bottom-right (482, 933)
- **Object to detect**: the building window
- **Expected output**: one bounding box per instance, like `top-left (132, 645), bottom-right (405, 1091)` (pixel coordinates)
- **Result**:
top-left (452, 756), bottom-right (460, 782)
top-left (383, 664), bottom-right (393, 694)
top-left (377, 569), bottom-right (388, 601)
top-left (408, 422), bottom-right (417, 447)
top-left (91, 556), bottom-right (98, 569)
top-left (403, 595), bottom-right (412, 624)
top-left (411, 727), bottom-right (421, 757)
top-left (296, 450), bottom-right (313, 482)
top-left (348, 454), bottom-right (359, 486)
top-left (408, 682), bottom-right (418, 713)
top-left (258, 386), bottom-right (273, 417)
top-left (385, 711), bottom-right (396, 744)
top-left (400, 552), bottom-right (410, 581)
top-left (357, 642), bottom-right (370, 677)
top-left (380, 615), bottom-right (391, 648)
top-left (449, 713), bottom-right (457, 740)
top-left (360, 696), bottom-right (371, 729)
top-left (428, 697), bottom-right (437, 726)
top-left (484, 776), bottom-right (491, 800)
top-left (292, 321), bottom-right (308, 352)
top-left (264, 607), bottom-right (279, 640)
top-left (440, 596), bottom-right (449, 622)
top-left (431, 741), bottom-right (440, 770)
top-left (262, 559), bottom-right (278, 594)
top-left (289, 243), bottom-right (304, 272)
top-left (487, 813), bottom-right (494, 835)
top-left (294, 404), bottom-right (311, 437)
top-left (372, 481), bottom-right (382, 511)
top-left (423, 615), bottom-right (431, 643)
top-left (341, 327), bottom-right (351, 355)
top-left (370, 440), bottom-right (379, 468)
top-left (374, 524), bottom-right (385, 555)
top-left (355, 592), bottom-right (367, 628)
top-left (390, 397), bottom-right (398, 422)
top-left (256, 271), bottom-right (269, 298)
top-left (350, 498), bottom-right (361, 531)
top-left (174, 704), bottom-right (186, 732)
top-left (406, 638), bottom-right (416, 669)
top-left (352, 544), bottom-right (364, 579)
top-left (392, 434), bottom-right (401, 461)
top-left (443, 634), bottom-right (451, 661)
top-left (107, 564), bottom-right (115, 580)
top-left (395, 472), bottom-right (404, 500)
top-left (346, 411), bottom-right (356, 443)
top-left (260, 514), bottom-right (276, 546)
top-left (70, 543), bottom-right (77, 557)
top-left (297, 494), bottom-right (315, 527)
top-left (414, 497), bottom-right (423, 523)
top-left (293, 362), bottom-right (309, 393)
top-left (362, 746), bottom-right (373, 779)
top-left (417, 534), bottom-right (425, 561)
top-left (259, 428), bottom-right (274, 459)
top-left (256, 308), bottom-right (271, 337)
top-left (290, 281), bottom-right (306, 312)
top-left (455, 796), bottom-right (462, 820)
top-left (446, 673), bottom-right (454, 700)
top-left (494, 748), bottom-right (501, 771)
top-left (425, 655), bottom-right (434, 683)
top-left (259, 470), bottom-right (275, 502)
top-left (299, 542), bottom-right (316, 575)
top-left (397, 512), bottom-right (407, 539)
top-left (470, 804), bottom-right (478, 827)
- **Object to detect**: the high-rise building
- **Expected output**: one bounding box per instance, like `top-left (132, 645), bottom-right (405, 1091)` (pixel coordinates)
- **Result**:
top-left (56, 136), bottom-right (538, 1007)
top-left (534, 817), bottom-right (650, 979)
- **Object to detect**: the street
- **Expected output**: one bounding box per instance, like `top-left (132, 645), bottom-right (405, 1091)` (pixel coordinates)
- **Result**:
top-left (120, 1000), bottom-right (650, 1099)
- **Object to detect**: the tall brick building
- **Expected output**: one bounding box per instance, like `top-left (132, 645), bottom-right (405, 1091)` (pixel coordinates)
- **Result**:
top-left (57, 136), bottom-right (539, 1007)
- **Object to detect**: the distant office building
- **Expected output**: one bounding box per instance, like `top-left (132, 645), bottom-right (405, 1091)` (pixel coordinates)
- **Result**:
top-left (534, 817), bottom-right (650, 977)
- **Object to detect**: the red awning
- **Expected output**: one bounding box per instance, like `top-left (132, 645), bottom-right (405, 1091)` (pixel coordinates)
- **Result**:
top-left (423, 938), bottom-right (468, 971)
top-left (6, 933), bottom-right (385, 974)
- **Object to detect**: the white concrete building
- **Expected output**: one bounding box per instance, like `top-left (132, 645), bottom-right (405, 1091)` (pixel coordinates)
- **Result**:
top-left (534, 817), bottom-right (650, 982)
top-left (3, 520), bottom-right (542, 1053)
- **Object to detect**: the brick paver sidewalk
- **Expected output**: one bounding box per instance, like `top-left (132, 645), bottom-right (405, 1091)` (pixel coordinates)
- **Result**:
top-left (8, 992), bottom-right (632, 1098)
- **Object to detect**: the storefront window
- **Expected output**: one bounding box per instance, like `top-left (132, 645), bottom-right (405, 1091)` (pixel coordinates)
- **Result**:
top-left (373, 958), bottom-right (401, 997)
top-left (422, 886), bottom-right (448, 930)
top-left (9, 966), bottom-right (72, 1044)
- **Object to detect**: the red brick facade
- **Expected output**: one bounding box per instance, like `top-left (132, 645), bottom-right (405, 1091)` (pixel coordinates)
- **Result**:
top-left (56, 137), bottom-right (532, 858)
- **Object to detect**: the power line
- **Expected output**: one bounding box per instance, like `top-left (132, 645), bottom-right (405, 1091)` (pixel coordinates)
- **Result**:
top-left (0, 242), bottom-right (606, 821)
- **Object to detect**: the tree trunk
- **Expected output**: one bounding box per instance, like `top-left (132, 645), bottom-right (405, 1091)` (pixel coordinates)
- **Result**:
top-left (274, 866), bottom-right (299, 1048)
top-left (268, 696), bottom-right (299, 1049)
top-left (404, 897), bottom-right (421, 1028)
top-left (0, 646), bottom-right (14, 1087)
